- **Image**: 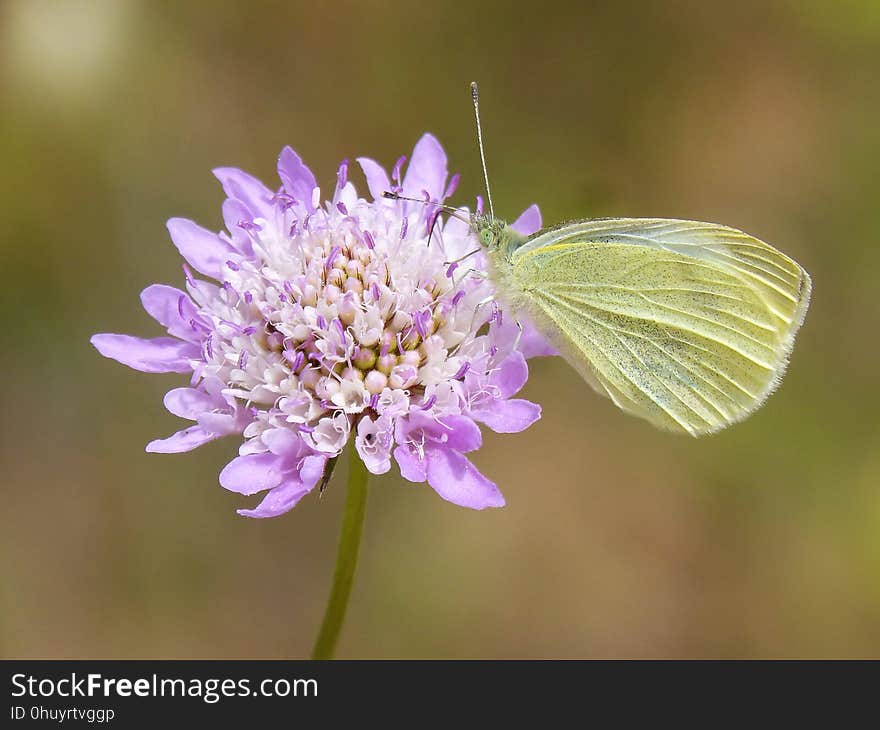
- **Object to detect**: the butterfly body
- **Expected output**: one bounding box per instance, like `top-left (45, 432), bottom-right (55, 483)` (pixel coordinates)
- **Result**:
top-left (478, 215), bottom-right (812, 436)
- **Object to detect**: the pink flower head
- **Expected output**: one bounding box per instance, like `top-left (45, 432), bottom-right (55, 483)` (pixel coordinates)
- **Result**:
top-left (92, 134), bottom-right (550, 517)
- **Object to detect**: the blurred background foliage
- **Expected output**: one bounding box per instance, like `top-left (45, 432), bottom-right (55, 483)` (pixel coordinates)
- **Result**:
top-left (1, 0), bottom-right (878, 658)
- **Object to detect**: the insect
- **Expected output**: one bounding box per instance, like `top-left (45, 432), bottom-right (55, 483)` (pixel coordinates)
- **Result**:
top-left (390, 83), bottom-right (812, 436)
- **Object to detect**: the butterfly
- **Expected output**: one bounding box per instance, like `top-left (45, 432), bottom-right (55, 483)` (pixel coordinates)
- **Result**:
top-left (392, 83), bottom-right (811, 436)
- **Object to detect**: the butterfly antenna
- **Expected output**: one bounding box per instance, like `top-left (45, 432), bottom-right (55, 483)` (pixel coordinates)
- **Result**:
top-left (471, 81), bottom-right (495, 222)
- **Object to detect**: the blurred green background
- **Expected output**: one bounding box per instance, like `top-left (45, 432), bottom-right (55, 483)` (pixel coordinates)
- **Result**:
top-left (1, 0), bottom-right (878, 658)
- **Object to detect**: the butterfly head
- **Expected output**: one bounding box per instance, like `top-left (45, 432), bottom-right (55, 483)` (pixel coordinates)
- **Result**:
top-left (473, 213), bottom-right (505, 248)
top-left (472, 213), bottom-right (524, 259)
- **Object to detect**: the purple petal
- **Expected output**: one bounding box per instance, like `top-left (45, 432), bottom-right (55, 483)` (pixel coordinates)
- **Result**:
top-left (357, 449), bottom-right (391, 475)
top-left (472, 398), bottom-right (541, 434)
top-left (163, 387), bottom-right (219, 419)
top-left (443, 210), bottom-right (470, 241)
top-left (166, 218), bottom-right (237, 280)
top-left (262, 427), bottom-right (306, 458)
top-left (394, 445), bottom-right (427, 483)
top-left (493, 316), bottom-right (557, 358)
top-left (236, 478), bottom-right (310, 519)
top-left (221, 198), bottom-right (256, 257)
top-left (356, 440), bottom-right (392, 474)
top-left (221, 197), bottom-right (250, 230)
top-left (356, 157), bottom-right (391, 201)
top-left (434, 415), bottom-right (482, 453)
top-left (91, 334), bottom-right (197, 373)
top-left (146, 425), bottom-right (218, 453)
top-left (212, 166), bottom-right (273, 217)
top-left (237, 454), bottom-right (325, 517)
top-left (490, 350), bottom-right (529, 398)
top-left (140, 284), bottom-right (205, 343)
top-left (196, 411), bottom-right (239, 435)
top-left (299, 454), bottom-right (327, 490)
top-left (393, 412), bottom-right (419, 443)
top-left (518, 320), bottom-right (558, 358)
top-left (201, 375), bottom-right (228, 398)
top-left (277, 146), bottom-right (318, 211)
top-left (219, 452), bottom-right (286, 495)
top-left (511, 204), bottom-right (542, 236)
top-left (355, 416), bottom-right (393, 475)
top-left (425, 447), bottom-right (505, 510)
top-left (402, 133), bottom-right (447, 201)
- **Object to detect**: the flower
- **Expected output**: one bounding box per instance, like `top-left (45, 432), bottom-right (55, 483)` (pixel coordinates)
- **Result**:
top-left (92, 134), bottom-right (551, 517)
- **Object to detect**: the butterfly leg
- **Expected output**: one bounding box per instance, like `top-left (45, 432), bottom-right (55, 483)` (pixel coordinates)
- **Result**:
top-left (448, 295), bottom-right (495, 357)
top-left (470, 295), bottom-right (495, 319)
top-left (426, 209), bottom-right (443, 248)
top-left (511, 318), bottom-right (524, 352)
top-left (448, 266), bottom-right (489, 287)
top-left (443, 248), bottom-right (483, 267)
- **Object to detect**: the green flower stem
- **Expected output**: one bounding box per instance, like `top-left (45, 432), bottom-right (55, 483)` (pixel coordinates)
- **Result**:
top-left (311, 446), bottom-right (369, 660)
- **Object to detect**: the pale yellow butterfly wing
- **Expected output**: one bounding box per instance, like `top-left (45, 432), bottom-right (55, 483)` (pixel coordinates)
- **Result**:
top-left (508, 218), bottom-right (811, 435)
